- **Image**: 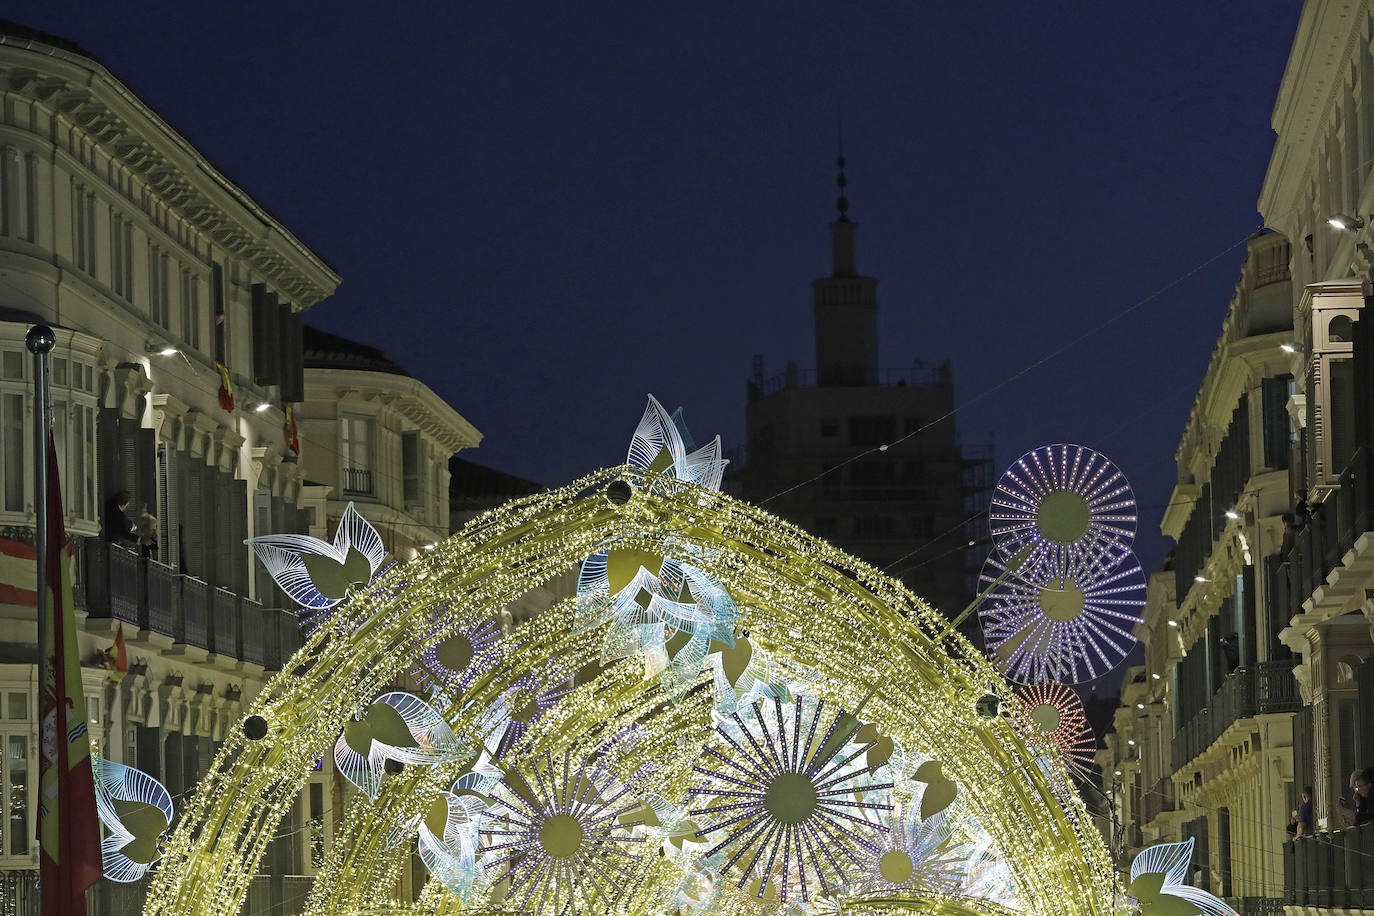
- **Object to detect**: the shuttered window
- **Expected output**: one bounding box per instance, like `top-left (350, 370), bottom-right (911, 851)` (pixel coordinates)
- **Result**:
top-left (251, 284), bottom-right (282, 386)
top-left (1261, 375), bottom-right (1292, 470)
top-left (279, 305), bottom-right (305, 403)
top-left (1329, 357), bottom-right (1357, 477)
top-left (2, 393), bottom-right (24, 511)
top-left (402, 431), bottom-right (428, 510)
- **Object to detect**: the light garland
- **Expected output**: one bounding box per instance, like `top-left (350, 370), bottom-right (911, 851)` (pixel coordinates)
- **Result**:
top-left (141, 464), bottom-right (1122, 916)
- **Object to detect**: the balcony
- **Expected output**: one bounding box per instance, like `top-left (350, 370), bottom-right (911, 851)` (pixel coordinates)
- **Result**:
top-left (1171, 661), bottom-right (1301, 773)
top-left (1286, 824), bottom-right (1374, 908)
top-left (79, 537), bottom-right (298, 670)
top-left (342, 465), bottom-right (373, 497)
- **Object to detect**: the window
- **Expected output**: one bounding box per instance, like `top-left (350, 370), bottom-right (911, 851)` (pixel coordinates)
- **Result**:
top-left (211, 262), bottom-right (227, 365)
top-left (181, 267), bottom-right (201, 351)
top-left (340, 416), bottom-right (374, 497)
top-left (9, 152), bottom-right (35, 242)
top-left (2, 392), bottom-right (24, 512)
top-left (110, 212), bottom-right (134, 299)
top-left (149, 246), bottom-right (170, 328)
top-left (0, 691), bottom-right (31, 860)
top-left (402, 431), bottom-right (428, 509)
top-left (72, 184), bottom-right (97, 273)
top-left (848, 416), bottom-right (896, 447)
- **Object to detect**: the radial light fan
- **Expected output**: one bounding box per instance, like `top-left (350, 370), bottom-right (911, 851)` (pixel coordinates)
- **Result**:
top-left (1014, 682), bottom-right (1096, 775)
top-left (988, 444), bottom-right (1137, 582)
top-left (977, 548), bottom-right (1145, 684)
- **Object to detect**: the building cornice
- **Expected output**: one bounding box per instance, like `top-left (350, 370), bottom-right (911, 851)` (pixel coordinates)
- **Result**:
top-left (1259, 0), bottom-right (1364, 224)
top-left (0, 39), bottom-right (339, 306)
top-left (305, 368), bottom-right (481, 454)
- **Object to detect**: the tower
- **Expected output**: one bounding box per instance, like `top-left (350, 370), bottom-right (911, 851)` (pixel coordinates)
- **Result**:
top-left (813, 156), bottom-right (879, 386)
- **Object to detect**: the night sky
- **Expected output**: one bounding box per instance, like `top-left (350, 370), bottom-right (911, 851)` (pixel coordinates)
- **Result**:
top-left (14, 3), bottom-right (1302, 580)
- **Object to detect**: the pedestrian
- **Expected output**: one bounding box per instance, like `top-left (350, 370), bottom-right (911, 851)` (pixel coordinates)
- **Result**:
top-left (136, 506), bottom-right (159, 559)
top-left (1340, 769), bottom-right (1374, 827)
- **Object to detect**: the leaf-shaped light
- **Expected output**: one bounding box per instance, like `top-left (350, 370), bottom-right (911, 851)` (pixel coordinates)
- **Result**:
top-left (1129, 838), bottom-right (1236, 916)
top-left (93, 755), bottom-right (174, 883)
top-left (334, 691), bottom-right (469, 799)
top-left (248, 502), bottom-right (387, 623)
top-left (627, 395), bottom-right (728, 491)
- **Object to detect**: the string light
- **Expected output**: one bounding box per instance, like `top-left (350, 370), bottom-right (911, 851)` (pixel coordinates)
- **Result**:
top-left (142, 465), bottom-right (1120, 916)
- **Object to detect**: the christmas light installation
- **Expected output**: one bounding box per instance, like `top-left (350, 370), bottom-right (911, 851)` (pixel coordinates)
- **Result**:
top-left (248, 501), bottom-right (387, 631)
top-left (147, 463), bottom-right (1125, 916)
top-left (988, 444), bottom-right (1137, 582)
top-left (416, 765), bottom-right (501, 897)
top-left (977, 542), bottom-right (1145, 684)
top-left (843, 810), bottom-right (961, 897)
top-left (576, 395), bottom-right (738, 698)
top-left (1013, 682), bottom-right (1096, 775)
top-left (689, 695), bottom-right (893, 903)
top-left (1128, 838), bottom-right (1237, 916)
top-left (334, 691), bottom-right (470, 799)
top-left (480, 752), bottom-right (647, 913)
top-left (475, 669), bottom-right (575, 758)
top-left (409, 613), bottom-right (502, 699)
top-left (92, 755), bottom-right (174, 883)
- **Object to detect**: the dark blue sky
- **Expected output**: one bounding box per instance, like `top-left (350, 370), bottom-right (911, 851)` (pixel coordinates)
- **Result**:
top-left (15, 3), bottom-right (1302, 576)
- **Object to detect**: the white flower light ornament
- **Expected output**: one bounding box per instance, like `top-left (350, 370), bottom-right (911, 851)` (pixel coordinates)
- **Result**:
top-left (333, 691), bottom-right (469, 799)
top-left (93, 755), bottom-right (175, 883)
top-left (1129, 838), bottom-right (1237, 916)
top-left (248, 502), bottom-right (387, 630)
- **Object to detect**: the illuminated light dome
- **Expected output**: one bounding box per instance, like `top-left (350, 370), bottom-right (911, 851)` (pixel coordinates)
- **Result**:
top-left (1014, 682), bottom-right (1096, 775)
top-left (977, 548), bottom-right (1145, 684)
top-left (154, 462), bottom-right (1124, 916)
top-left (989, 444), bottom-right (1137, 581)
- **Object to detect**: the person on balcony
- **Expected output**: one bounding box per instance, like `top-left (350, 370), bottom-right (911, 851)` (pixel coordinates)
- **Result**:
top-left (136, 507), bottom-right (159, 560)
top-left (1339, 770), bottom-right (1374, 827)
top-left (103, 491), bottom-right (138, 547)
top-left (1288, 786), bottom-right (1313, 838)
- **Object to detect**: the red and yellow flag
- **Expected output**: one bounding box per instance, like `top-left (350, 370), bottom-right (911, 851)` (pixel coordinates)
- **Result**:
top-left (215, 360), bottom-right (235, 412)
top-left (105, 622), bottom-right (128, 684)
top-left (38, 432), bottom-right (102, 915)
top-left (0, 537), bottom-right (37, 606)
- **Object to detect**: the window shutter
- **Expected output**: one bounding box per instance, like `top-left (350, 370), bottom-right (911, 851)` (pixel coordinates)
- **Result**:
top-left (1329, 357), bottom-right (1357, 476)
top-left (158, 443), bottom-right (178, 568)
top-left (135, 428), bottom-right (156, 519)
top-left (231, 479), bottom-right (249, 595)
top-left (183, 459), bottom-right (206, 580)
top-left (402, 431), bottom-right (420, 506)
top-left (1261, 376), bottom-right (1291, 470)
top-left (251, 284), bottom-right (282, 386)
top-left (97, 407), bottom-right (120, 509)
top-left (1305, 361), bottom-right (1317, 489)
top-left (213, 472), bottom-right (233, 591)
top-left (1356, 308), bottom-right (1374, 448)
top-left (279, 305), bottom-right (304, 402)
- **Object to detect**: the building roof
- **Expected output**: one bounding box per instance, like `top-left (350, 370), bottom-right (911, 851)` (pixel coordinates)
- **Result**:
top-left (302, 325), bottom-right (410, 376)
top-left (449, 457), bottom-right (545, 511)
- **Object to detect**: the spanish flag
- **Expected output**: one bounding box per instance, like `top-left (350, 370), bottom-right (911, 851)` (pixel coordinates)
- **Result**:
top-left (105, 622), bottom-right (128, 684)
top-left (0, 537), bottom-right (37, 607)
top-left (216, 360), bottom-right (235, 413)
top-left (38, 432), bottom-right (102, 914)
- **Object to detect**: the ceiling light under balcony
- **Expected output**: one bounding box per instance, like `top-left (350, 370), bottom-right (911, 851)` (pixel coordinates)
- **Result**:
top-left (1225, 510), bottom-right (1240, 521)
top-left (1194, 575), bottom-right (1207, 583)
top-left (1328, 214), bottom-right (1366, 231)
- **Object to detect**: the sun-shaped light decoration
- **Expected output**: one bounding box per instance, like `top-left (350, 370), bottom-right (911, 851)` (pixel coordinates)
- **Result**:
top-left (988, 444), bottom-right (1137, 582)
top-left (409, 613), bottom-right (502, 700)
top-left (977, 548), bottom-right (1145, 684)
top-left (480, 753), bottom-right (647, 913)
top-left (93, 755), bottom-right (175, 883)
top-left (476, 671), bottom-right (574, 758)
top-left (1014, 682), bottom-right (1096, 775)
top-left (689, 695), bottom-right (893, 903)
top-left (843, 810), bottom-right (962, 898)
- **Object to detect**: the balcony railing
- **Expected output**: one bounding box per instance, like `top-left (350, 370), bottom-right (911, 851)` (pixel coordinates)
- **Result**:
top-left (343, 465), bottom-right (373, 496)
top-left (1286, 824), bottom-right (1374, 908)
top-left (1172, 661), bottom-right (1300, 772)
top-left (78, 538), bottom-right (298, 670)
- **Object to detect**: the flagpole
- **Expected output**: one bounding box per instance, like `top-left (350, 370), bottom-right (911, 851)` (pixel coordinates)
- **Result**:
top-left (26, 323), bottom-right (53, 913)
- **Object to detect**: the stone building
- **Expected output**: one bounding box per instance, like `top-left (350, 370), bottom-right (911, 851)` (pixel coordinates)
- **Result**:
top-left (1099, 3), bottom-right (1374, 911)
top-left (0, 20), bottom-right (476, 915)
top-left (736, 163), bottom-right (991, 623)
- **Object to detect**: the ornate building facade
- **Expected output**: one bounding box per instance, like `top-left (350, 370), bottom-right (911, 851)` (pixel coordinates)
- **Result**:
top-left (0, 21), bottom-right (477, 915)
